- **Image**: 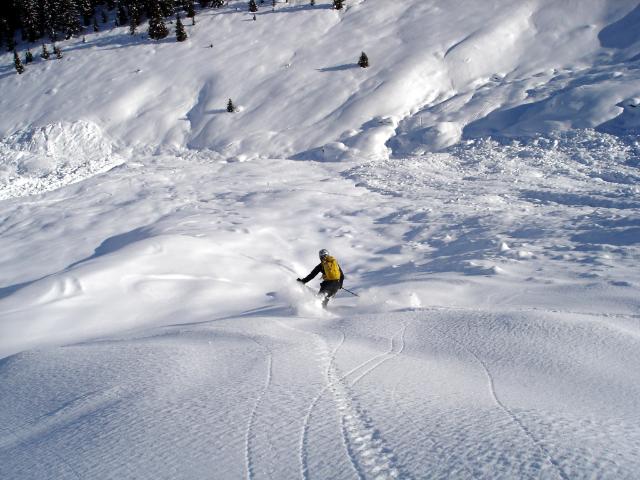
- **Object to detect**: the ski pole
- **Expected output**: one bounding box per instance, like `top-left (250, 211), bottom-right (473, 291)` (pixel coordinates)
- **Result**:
top-left (341, 287), bottom-right (359, 297)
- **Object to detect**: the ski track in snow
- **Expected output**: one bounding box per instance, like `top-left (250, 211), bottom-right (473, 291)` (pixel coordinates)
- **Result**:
top-left (286, 319), bottom-right (410, 480)
top-left (299, 329), bottom-right (346, 480)
top-left (434, 321), bottom-right (570, 480)
top-left (243, 337), bottom-right (274, 480)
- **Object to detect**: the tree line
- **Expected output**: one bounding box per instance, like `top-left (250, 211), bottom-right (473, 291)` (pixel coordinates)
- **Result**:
top-left (0, 0), bottom-right (226, 49)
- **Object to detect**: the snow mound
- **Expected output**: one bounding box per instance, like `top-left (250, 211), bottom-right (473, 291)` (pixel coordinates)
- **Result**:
top-left (0, 121), bottom-right (123, 200)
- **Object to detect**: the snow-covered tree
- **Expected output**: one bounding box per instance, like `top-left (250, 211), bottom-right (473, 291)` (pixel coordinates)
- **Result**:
top-left (358, 51), bottom-right (369, 68)
top-left (158, 0), bottom-right (175, 17)
top-left (20, 0), bottom-right (40, 43)
top-left (148, 8), bottom-right (169, 40)
top-left (53, 43), bottom-right (62, 58)
top-left (333, 0), bottom-right (343, 10)
top-left (25, 48), bottom-right (33, 63)
top-left (227, 98), bottom-right (235, 112)
top-left (14, 50), bottom-right (25, 74)
top-left (41, 43), bottom-right (50, 59)
top-left (59, 0), bottom-right (82, 39)
top-left (186, 0), bottom-right (196, 19)
top-left (175, 13), bottom-right (187, 42)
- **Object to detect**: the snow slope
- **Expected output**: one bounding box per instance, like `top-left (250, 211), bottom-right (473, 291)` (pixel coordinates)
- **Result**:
top-left (1, 0), bottom-right (640, 478)
top-left (1, 0), bottom-right (640, 162)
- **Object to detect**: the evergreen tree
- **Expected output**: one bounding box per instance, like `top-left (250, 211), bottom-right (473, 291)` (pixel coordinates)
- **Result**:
top-left (14, 50), bottom-right (25, 74)
top-left (60, 0), bottom-right (83, 38)
top-left (117, 4), bottom-right (128, 25)
top-left (227, 98), bottom-right (235, 112)
top-left (212, 0), bottom-right (225, 8)
top-left (25, 48), bottom-right (33, 63)
top-left (186, 0), bottom-right (196, 19)
top-left (148, 9), bottom-right (168, 39)
top-left (129, 4), bottom-right (140, 27)
top-left (333, 0), bottom-right (343, 10)
top-left (79, 0), bottom-right (94, 26)
top-left (53, 43), bottom-right (62, 58)
top-left (158, 0), bottom-right (174, 17)
top-left (21, 0), bottom-right (41, 43)
top-left (248, 0), bottom-right (257, 13)
top-left (41, 43), bottom-right (50, 59)
top-left (175, 13), bottom-right (187, 41)
top-left (358, 51), bottom-right (369, 68)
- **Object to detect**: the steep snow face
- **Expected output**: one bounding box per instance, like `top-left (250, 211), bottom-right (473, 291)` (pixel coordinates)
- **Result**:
top-left (1, 0), bottom-right (639, 161)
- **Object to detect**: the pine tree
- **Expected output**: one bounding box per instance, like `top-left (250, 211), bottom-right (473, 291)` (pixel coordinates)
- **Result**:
top-left (248, 0), bottom-right (258, 13)
top-left (158, 0), bottom-right (175, 17)
top-left (186, 0), bottom-right (196, 18)
top-left (53, 44), bottom-right (62, 58)
top-left (80, 0), bottom-right (94, 26)
top-left (227, 98), bottom-right (235, 112)
top-left (117, 4), bottom-right (128, 25)
top-left (21, 0), bottom-right (41, 43)
top-left (358, 51), bottom-right (369, 68)
top-left (175, 14), bottom-right (187, 41)
top-left (148, 9), bottom-right (168, 40)
top-left (25, 48), bottom-right (33, 63)
top-left (212, 0), bottom-right (224, 8)
top-left (333, 0), bottom-right (343, 10)
top-left (14, 50), bottom-right (25, 74)
top-left (129, 4), bottom-right (140, 33)
top-left (60, 0), bottom-right (83, 39)
top-left (41, 43), bottom-right (50, 59)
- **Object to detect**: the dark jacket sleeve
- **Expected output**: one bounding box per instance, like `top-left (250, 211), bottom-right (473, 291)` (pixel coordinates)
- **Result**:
top-left (301, 263), bottom-right (322, 283)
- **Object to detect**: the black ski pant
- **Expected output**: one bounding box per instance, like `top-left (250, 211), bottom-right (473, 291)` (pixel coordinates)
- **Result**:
top-left (319, 280), bottom-right (341, 307)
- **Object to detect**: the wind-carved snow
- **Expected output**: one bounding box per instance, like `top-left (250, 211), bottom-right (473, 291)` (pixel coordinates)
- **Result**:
top-left (0, 121), bottom-right (123, 200)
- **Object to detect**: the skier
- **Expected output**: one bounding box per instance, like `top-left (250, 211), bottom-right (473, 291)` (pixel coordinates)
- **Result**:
top-left (297, 249), bottom-right (344, 308)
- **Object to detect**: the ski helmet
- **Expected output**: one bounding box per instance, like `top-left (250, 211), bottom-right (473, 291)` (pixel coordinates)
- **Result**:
top-left (319, 249), bottom-right (329, 259)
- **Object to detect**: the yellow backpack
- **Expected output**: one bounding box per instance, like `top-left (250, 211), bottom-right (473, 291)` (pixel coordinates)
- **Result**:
top-left (321, 256), bottom-right (341, 281)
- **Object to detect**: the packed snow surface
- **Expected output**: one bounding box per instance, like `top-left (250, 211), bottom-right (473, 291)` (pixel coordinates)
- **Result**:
top-left (1, 0), bottom-right (640, 479)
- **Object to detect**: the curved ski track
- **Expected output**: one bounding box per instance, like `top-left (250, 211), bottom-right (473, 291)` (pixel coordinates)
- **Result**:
top-left (293, 322), bottom-right (410, 480)
top-left (244, 338), bottom-right (274, 480)
top-left (434, 321), bottom-right (570, 480)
